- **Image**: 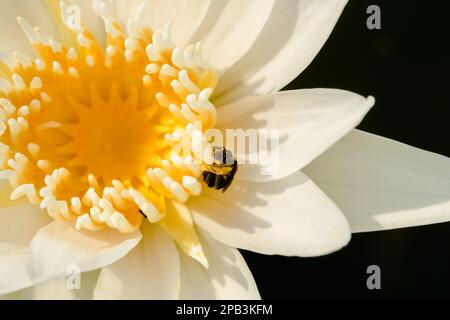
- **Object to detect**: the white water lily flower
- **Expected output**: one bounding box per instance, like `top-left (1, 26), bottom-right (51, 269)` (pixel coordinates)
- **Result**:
top-left (0, 0), bottom-right (449, 300)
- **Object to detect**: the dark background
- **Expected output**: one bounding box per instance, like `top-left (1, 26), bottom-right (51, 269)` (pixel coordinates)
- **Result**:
top-left (241, 0), bottom-right (450, 299)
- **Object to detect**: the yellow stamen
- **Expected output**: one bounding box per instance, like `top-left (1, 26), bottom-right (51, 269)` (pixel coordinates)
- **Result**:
top-left (0, 0), bottom-right (218, 266)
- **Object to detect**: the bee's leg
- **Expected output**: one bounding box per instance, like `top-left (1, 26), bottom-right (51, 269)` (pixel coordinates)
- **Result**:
top-left (222, 147), bottom-right (227, 164)
top-left (214, 175), bottom-right (226, 190)
top-left (139, 209), bottom-right (147, 218)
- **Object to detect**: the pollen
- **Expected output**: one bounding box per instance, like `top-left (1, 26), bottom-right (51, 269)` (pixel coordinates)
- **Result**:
top-left (0, 1), bottom-right (218, 235)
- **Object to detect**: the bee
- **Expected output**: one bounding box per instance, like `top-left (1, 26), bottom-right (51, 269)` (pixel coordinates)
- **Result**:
top-left (201, 146), bottom-right (238, 192)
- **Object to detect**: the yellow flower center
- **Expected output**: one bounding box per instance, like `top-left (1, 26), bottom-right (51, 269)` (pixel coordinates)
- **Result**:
top-left (0, 2), bottom-right (218, 239)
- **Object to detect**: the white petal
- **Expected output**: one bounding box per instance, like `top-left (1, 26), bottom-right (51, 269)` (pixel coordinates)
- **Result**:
top-left (93, 223), bottom-right (180, 299)
top-left (304, 129), bottom-right (450, 232)
top-left (193, 0), bottom-right (275, 74)
top-left (1, 271), bottom-right (99, 300)
top-left (69, 0), bottom-right (106, 44)
top-left (0, 202), bottom-right (51, 246)
top-left (113, 0), bottom-right (211, 46)
top-left (189, 170), bottom-right (350, 257)
top-left (0, 204), bottom-right (51, 294)
top-left (179, 232), bottom-right (259, 300)
top-left (217, 89), bottom-right (374, 182)
top-left (29, 221), bottom-right (141, 284)
top-left (0, 0), bottom-right (58, 56)
top-left (214, 0), bottom-right (348, 104)
top-left (0, 245), bottom-right (31, 295)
